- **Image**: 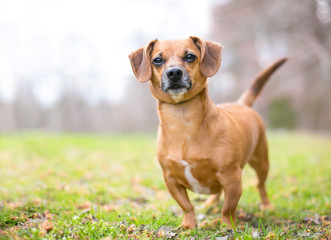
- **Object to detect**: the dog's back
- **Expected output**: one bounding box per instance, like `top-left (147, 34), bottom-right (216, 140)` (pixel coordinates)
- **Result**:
top-left (215, 58), bottom-right (287, 167)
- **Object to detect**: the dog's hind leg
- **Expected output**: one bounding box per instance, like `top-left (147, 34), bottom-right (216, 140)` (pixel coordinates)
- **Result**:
top-left (249, 133), bottom-right (273, 210)
top-left (202, 190), bottom-right (222, 208)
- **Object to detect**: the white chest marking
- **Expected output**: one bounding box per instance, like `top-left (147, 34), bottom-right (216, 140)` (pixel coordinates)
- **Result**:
top-left (181, 160), bottom-right (210, 194)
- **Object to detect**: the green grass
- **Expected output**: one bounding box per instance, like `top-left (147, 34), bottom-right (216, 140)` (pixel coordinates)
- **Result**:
top-left (0, 131), bottom-right (330, 239)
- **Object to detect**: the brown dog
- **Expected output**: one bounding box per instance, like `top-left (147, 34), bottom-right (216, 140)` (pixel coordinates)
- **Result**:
top-left (129, 36), bottom-right (286, 229)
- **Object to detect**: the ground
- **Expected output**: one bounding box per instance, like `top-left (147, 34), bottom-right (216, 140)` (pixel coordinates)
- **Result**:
top-left (0, 132), bottom-right (330, 239)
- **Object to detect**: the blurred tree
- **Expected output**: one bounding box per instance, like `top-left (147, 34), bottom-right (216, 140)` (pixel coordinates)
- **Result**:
top-left (115, 77), bottom-right (158, 133)
top-left (268, 96), bottom-right (297, 129)
top-left (0, 0), bottom-right (330, 133)
top-left (12, 79), bottom-right (46, 129)
top-left (209, 0), bottom-right (331, 131)
top-left (0, 101), bottom-right (16, 132)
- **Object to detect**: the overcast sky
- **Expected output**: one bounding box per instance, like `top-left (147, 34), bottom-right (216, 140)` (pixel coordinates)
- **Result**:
top-left (0, 0), bottom-right (222, 105)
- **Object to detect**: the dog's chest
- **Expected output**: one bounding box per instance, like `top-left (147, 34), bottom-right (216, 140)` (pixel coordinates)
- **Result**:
top-left (157, 102), bottom-right (222, 194)
top-left (159, 156), bottom-right (221, 194)
top-left (180, 160), bottom-right (212, 194)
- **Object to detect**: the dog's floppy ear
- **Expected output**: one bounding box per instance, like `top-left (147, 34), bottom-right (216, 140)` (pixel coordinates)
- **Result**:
top-left (190, 36), bottom-right (222, 77)
top-left (129, 40), bottom-right (158, 83)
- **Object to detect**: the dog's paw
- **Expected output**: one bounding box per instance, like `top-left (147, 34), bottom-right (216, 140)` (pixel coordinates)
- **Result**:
top-left (180, 223), bottom-right (196, 230)
top-left (181, 212), bottom-right (197, 229)
top-left (259, 203), bottom-right (274, 211)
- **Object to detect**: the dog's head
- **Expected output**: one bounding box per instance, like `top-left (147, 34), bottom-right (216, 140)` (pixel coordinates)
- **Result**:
top-left (129, 36), bottom-right (222, 103)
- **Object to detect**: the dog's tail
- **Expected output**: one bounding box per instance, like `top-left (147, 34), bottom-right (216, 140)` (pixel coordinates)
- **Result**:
top-left (237, 58), bottom-right (287, 107)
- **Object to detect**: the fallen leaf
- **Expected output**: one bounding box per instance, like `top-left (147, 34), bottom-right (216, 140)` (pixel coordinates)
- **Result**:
top-left (157, 225), bottom-right (178, 239)
top-left (102, 204), bottom-right (119, 212)
top-left (216, 236), bottom-right (228, 240)
top-left (252, 230), bottom-right (262, 238)
top-left (126, 224), bottom-right (137, 233)
top-left (76, 201), bottom-right (91, 210)
top-left (43, 210), bottom-right (54, 220)
top-left (40, 220), bottom-right (54, 232)
top-left (197, 213), bottom-right (206, 221)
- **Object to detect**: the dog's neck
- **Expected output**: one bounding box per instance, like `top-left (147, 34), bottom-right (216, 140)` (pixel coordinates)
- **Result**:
top-left (157, 88), bottom-right (218, 134)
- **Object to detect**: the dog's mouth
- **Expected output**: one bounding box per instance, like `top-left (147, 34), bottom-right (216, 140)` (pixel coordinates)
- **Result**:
top-left (166, 84), bottom-right (189, 95)
top-left (162, 82), bottom-right (192, 94)
top-left (164, 84), bottom-right (191, 103)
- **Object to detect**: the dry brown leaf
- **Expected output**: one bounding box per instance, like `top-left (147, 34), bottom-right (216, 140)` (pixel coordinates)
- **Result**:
top-left (40, 220), bottom-right (54, 232)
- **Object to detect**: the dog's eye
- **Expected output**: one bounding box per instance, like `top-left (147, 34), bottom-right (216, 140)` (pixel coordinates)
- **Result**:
top-left (152, 57), bottom-right (164, 66)
top-left (184, 54), bottom-right (197, 62)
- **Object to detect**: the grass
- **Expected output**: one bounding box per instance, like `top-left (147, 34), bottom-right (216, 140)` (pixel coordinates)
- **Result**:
top-left (0, 131), bottom-right (330, 239)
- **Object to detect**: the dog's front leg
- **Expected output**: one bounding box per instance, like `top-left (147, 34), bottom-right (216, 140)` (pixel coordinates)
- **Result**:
top-left (164, 176), bottom-right (197, 229)
top-left (217, 169), bottom-right (242, 228)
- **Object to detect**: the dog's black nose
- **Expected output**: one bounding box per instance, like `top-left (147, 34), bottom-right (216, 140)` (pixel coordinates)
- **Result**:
top-left (166, 67), bottom-right (183, 82)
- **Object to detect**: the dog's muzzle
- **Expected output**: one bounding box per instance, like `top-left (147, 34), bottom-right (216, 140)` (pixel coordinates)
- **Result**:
top-left (161, 67), bottom-right (192, 95)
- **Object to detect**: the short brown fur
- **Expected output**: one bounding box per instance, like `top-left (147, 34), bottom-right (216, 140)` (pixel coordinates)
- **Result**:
top-left (129, 36), bottom-right (286, 229)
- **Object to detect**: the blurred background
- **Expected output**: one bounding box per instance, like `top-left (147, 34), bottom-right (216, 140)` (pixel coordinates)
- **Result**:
top-left (0, 0), bottom-right (330, 134)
